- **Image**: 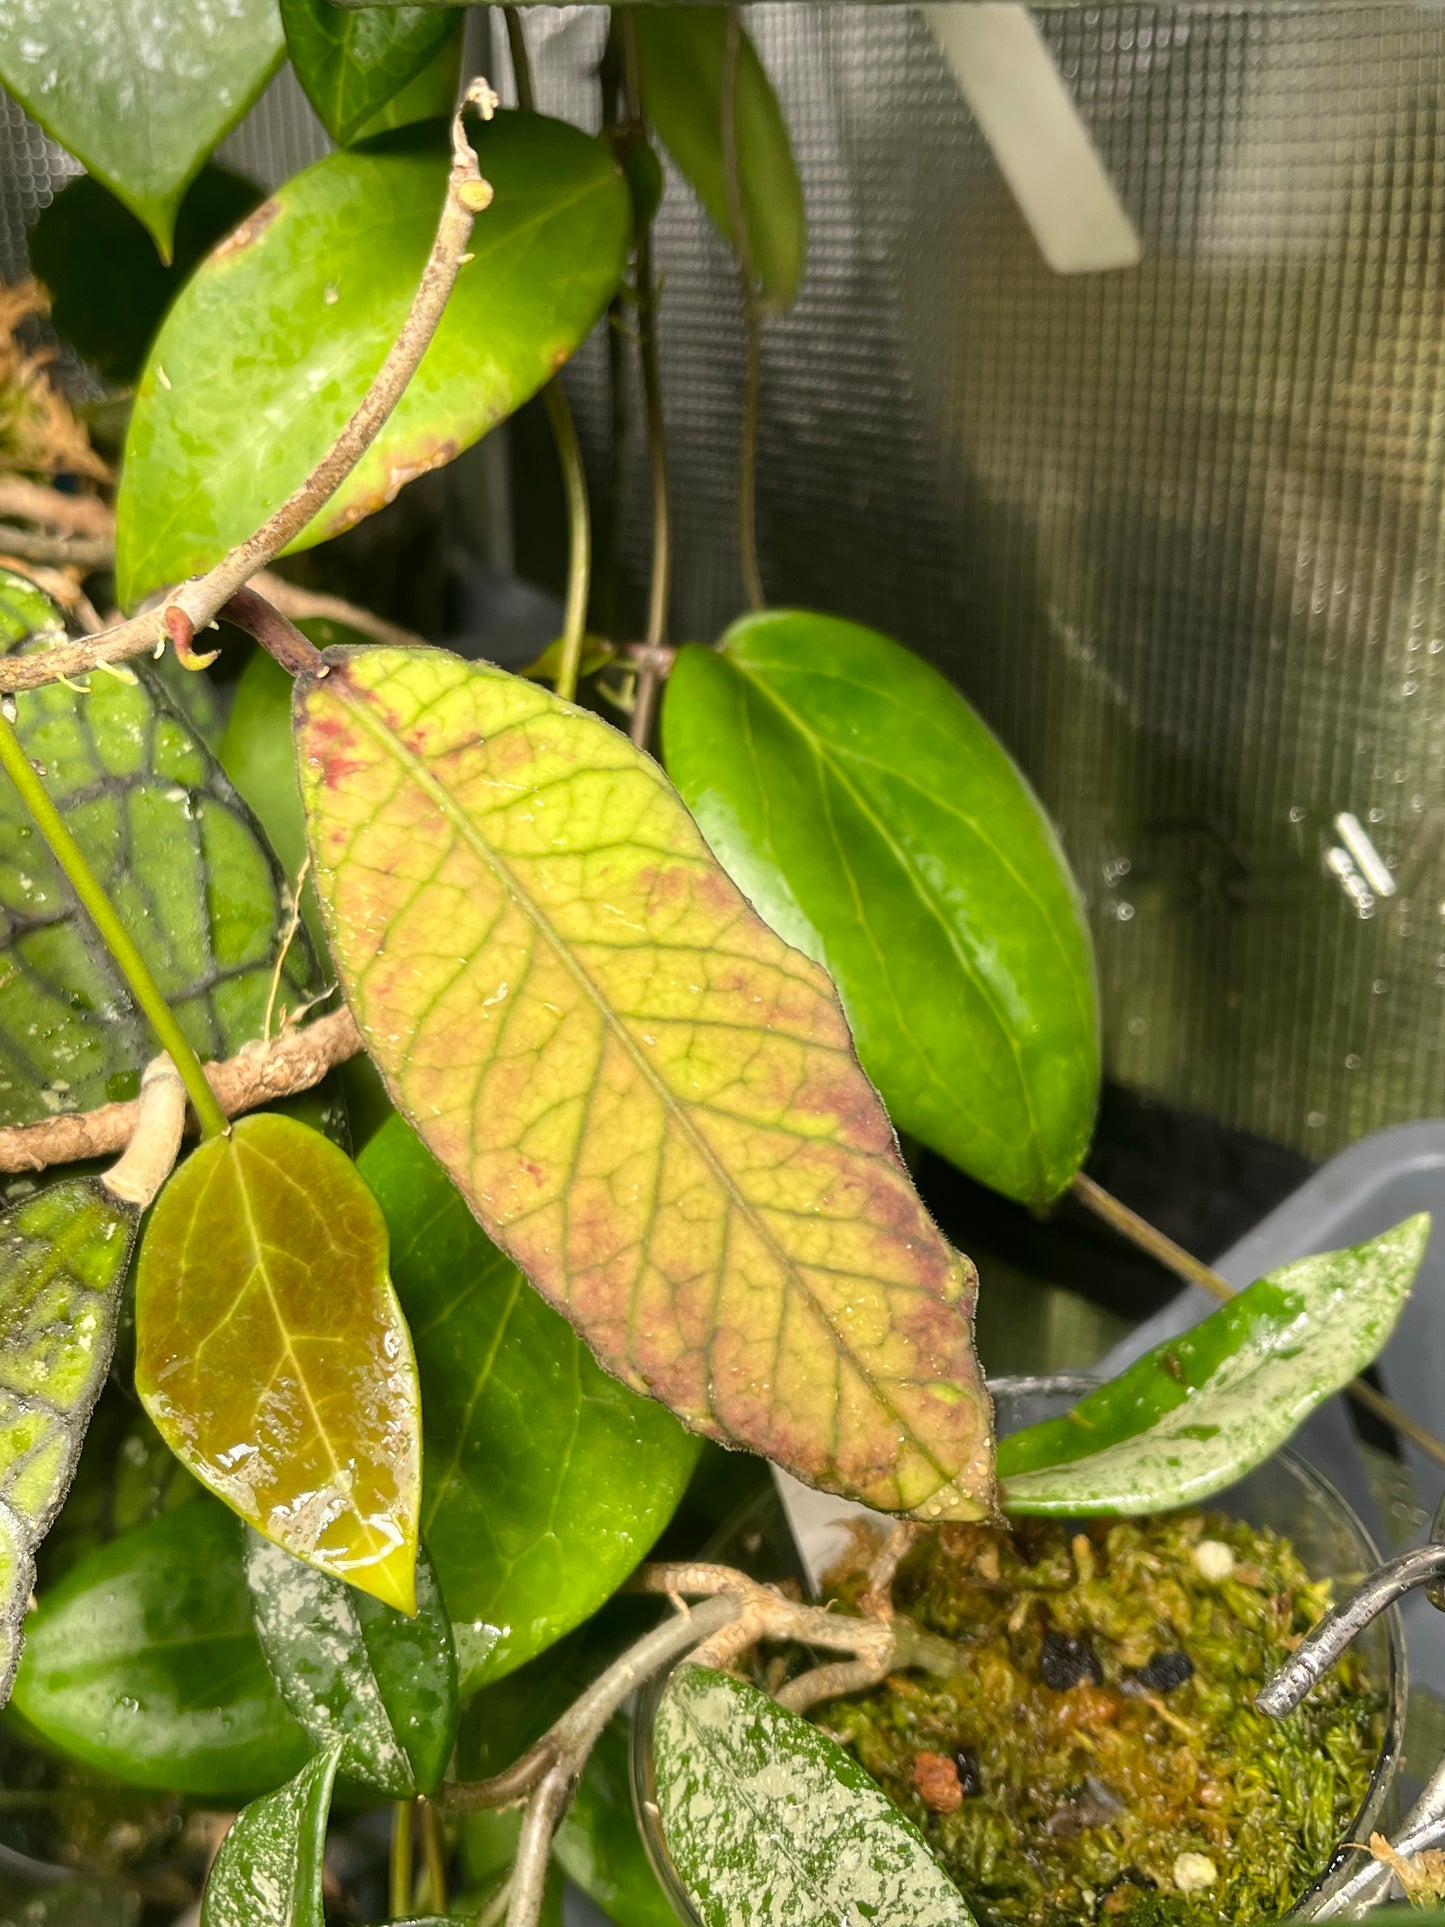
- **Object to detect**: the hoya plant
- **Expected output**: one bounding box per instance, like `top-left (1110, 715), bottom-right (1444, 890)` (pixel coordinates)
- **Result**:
top-left (0, 5), bottom-right (1434, 1924)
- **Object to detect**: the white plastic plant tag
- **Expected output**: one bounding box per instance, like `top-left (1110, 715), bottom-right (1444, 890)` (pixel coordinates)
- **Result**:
top-left (926, 4), bottom-right (1142, 275)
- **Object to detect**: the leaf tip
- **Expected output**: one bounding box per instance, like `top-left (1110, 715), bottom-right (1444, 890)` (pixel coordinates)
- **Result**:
top-left (348, 1546), bottom-right (418, 1618)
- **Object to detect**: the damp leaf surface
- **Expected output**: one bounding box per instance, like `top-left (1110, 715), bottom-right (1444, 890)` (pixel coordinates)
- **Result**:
top-left (245, 1528), bottom-right (457, 1794)
top-left (0, 569), bottom-right (323, 1130)
top-left (117, 112), bottom-right (630, 607)
top-left (655, 1666), bottom-right (978, 1927)
top-left (1000, 1214), bottom-right (1431, 1514)
top-left (0, 0), bottom-right (282, 256)
top-left (0, 1176), bottom-right (137, 1705)
top-left (135, 1112), bottom-right (422, 1612)
top-left (200, 1739), bottom-right (341, 1927)
top-left (662, 611), bottom-right (1099, 1205)
top-left (631, 8), bottom-right (804, 307)
top-left (10, 1502), bottom-right (310, 1794)
top-left (297, 645), bottom-right (992, 1521)
top-left (358, 1114), bottom-right (700, 1692)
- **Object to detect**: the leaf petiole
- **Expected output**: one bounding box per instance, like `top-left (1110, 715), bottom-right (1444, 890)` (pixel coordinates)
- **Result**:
top-left (0, 711), bottom-right (230, 1139)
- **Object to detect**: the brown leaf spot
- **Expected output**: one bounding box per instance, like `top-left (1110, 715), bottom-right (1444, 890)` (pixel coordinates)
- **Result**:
top-left (912, 1752), bottom-right (963, 1813)
top-left (212, 199), bottom-right (280, 260)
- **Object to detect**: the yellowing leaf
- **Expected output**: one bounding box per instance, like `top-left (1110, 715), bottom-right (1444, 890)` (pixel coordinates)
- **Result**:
top-left (296, 647), bottom-right (992, 1521)
top-left (135, 1113), bottom-right (421, 1612)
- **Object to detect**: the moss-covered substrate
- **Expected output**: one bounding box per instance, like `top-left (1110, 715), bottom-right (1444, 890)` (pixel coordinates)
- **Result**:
top-left (820, 1512), bottom-right (1383, 1927)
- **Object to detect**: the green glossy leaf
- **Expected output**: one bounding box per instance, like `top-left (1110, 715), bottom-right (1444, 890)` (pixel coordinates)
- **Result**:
top-left (631, 9), bottom-right (803, 307)
top-left (245, 1528), bottom-right (457, 1794)
top-left (10, 1502), bottom-right (309, 1793)
top-left (135, 1112), bottom-right (421, 1612)
top-left (655, 1666), bottom-right (977, 1927)
top-left (662, 611), bottom-right (1100, 1206)
top-left (29, 168), bottom-right (262, 386)
top-left (281, 0), bottom-right (460, 146)
top-left (0, 1177), bottom-right (137, 1706)
top-left (299, 645), bottom-right (992, 1524)
top-left (358, 1115), bottom-right (699, 1692)
top-left (352, 19), bottom-right (462, 139)
top-left (0, 0), bottom-right (282, 258)
top-left (555, 1713), bottom-right (677, 1927)
top-left (0, 569), bottom-right (322, 1128)
top-left (999, 1214), bottom-right (1431, 1514)
top-left (117, 113), bottom-right (630, 608)
top-left (201, 1739), bottom-right (341, 1927)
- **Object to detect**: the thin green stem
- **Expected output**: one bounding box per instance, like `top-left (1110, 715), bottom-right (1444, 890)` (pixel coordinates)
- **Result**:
top-left (0, 713), bottom-right (228, 1139)
top-left (542, 382), bottom-right (592, 707)
top-left (621, 12), bottom-right (674, 749)
top-left (420, 1796), bottom-right (448, 1915)
top-left (721, 7), bottom-right (764, 613)
top-left (507, 8), bottom-right (591, 708)
top-left (503, 8), bottom-right (534, 112)
top-left (390, 1798), bottom-right (415, 1919)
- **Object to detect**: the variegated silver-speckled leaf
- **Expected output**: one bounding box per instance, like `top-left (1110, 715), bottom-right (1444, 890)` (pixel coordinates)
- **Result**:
top-left (0, 1176), bottom-right (138, 1706)
top-left (245, 1529), bottom-right (457, 1795)
top-left (655, 1666), bottom-right (978, 1927)
top-left (1000, 1214), bottom-right (1431, 1515)
top-left (201, 1739), bottom-right (342, 1927)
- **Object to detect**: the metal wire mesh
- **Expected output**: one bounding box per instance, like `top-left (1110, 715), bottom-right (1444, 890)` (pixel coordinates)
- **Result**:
top-left (3, 3), bottom-right (1445, 1160)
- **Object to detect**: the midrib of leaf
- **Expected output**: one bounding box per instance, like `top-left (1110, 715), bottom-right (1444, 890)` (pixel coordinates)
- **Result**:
top-left (336, 678), bottom-right (957, 1489)
top-left (744, 650), bottom-right (1092, 1010)
top-left (127, 167), bottom-right (612, 591)
top-left (227, 1138), bottom-right (367, 1549)
top-left (737, 667), bottom-right (1048, 1185)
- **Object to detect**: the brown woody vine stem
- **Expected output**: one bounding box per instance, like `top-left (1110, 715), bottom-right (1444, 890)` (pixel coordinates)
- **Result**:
top-left (1072, 1170), bottom-right (1445, 1470)
top-left (0, 479), bottom-right (114, 540)
top-left (249, 571), bottom-right (427, 650)
top-left (0, 525), bottom-right (113, 570)
top-left (0, 1006), bottom-right (363, 1174)
top-left (621, 12), bottom-right (673, 750)
top-left (721, 7), bottom-right (764, 614)
top-left (0, 77), bottom-right (499, 697)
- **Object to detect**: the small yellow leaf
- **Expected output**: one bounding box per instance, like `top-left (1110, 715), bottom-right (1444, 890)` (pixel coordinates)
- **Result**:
top-left (135, 1113), bottom-right (421, 1613)
top-left (295, 646), bottom-right (994, 1520)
